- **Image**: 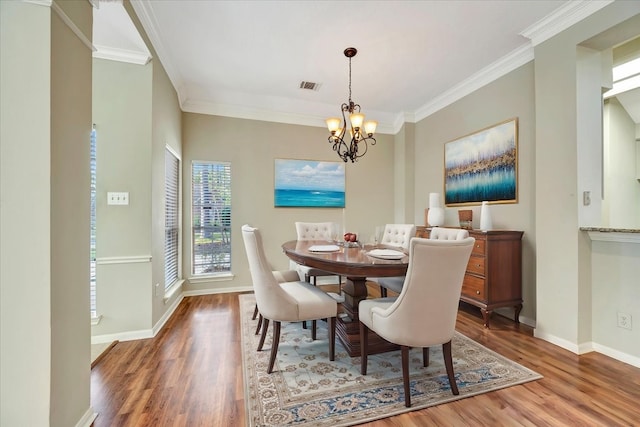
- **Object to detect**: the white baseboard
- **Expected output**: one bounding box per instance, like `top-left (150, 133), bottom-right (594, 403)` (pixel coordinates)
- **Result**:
top-left (74, 407), bottom-right (97, 427)
top-left (534, 330), bottom-right (581, 353)
top-left (591, 342), bottom-right (640, 368)
top-left (183, 285), bottom-right (253, 297)
top-left (92, 285), bottom-right (254, 344)
top-left (518, 314), bottom-right (536, 328)
top-left (153, 292), bottom-right (184, 336)
top-left (91, 328), bottom-right (154, 344)
top-left (534, 330), bottom-right (640, 368)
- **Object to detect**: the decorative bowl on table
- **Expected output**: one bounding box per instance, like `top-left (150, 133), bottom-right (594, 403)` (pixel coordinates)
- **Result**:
top-left (341, 232), bottom-right (360, 248)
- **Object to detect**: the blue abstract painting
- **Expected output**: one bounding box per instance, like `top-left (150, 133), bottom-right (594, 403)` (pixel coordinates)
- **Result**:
top-left (445, 118), bottom-right (518, 206)
top-left (274, 159), bottom-right (345, 208)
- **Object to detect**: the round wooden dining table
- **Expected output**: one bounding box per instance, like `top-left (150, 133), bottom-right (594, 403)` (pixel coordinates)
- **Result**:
top-left (281, 240), bottom-right (409, 357)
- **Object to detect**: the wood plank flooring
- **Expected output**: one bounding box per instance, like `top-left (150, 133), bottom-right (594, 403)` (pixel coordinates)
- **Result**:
top-left (91, 285), bottom-right (640, 426)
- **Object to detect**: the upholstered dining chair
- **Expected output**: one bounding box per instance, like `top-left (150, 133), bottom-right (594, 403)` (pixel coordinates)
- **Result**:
top-left (373, 223), bottom-right (416, 297)
top-left (253, 268), bottom-right (301, 335)
top-left (376, 226), bottom-right (469, 296)
top-left (359, 236), bottom-right (475, 407)
top-left (294, 222), bottom-right (342, 286)
top-left (241, 224), bottom-right (337, 374)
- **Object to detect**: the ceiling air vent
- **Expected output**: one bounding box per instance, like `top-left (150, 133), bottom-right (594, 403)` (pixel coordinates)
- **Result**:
top-left (299, 81), bottom-right (321, 91)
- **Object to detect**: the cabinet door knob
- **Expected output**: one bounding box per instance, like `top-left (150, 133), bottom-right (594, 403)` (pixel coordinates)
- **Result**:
top-left (476, 290), bottom-right (480, 295)
top-left (476, 264), bottom-right (481, 267)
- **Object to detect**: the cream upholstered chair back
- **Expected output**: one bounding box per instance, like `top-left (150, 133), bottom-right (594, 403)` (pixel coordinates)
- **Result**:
top-left (293, 222), bottom-right (341, 285)
top-left (241, 224), bottom-right (298, 320)
top-left (430, 227), bottom-right (469, 241)
top-left (380, 224), bottom-right (416, 250)
top-left (295, 222), bottom-right (335, 241)
top-left (368, 237), bottom-right (475, 347)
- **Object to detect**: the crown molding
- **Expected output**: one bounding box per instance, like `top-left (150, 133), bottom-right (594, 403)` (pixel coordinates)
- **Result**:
top-left (129, 0), bottom-right (614, 134)
top-left (51, 0), bottom-right (95, 52)
top-left (414, 43), bottom-right (534, 123)
top-left (22, 0), bottom-right (52, 6)
top-left (93, 45), bottom-right (151, 65)
top-left (392, 112), bottom-right (415, 135)
top-left (130, 0), bottom-right (185, 100)
top-left (182, 99), bottom-right (395, 135)
top-left (520, 0), bottom-right (614, 46)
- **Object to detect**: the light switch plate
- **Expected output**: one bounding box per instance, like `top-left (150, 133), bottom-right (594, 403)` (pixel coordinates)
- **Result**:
top-left (107, 192), bottom-right (129, 205)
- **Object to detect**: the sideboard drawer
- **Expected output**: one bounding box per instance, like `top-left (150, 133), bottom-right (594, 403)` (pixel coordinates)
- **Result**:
top-left (472, 239), bottom-right (486, 256)
top-left (466, 255), bottom-right (485, 276)
top-left (462, 274), bottom-right (486, 301)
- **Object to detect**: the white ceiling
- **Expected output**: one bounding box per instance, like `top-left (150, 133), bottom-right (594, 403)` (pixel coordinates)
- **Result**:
top-left (94, 0), bottom-right (618, 133)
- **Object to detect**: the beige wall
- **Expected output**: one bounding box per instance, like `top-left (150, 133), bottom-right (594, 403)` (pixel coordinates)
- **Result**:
top-left (91, 0), bottom-right (183, 342)
top-left (150, 49), bottom-right (183, 326)
top-left (1, 1), bottom-right (94, 426)
top-left (92, 58), bottom-right (154, 337)
top-left (413, 63), bottom-right (537, 323)
top-left (1, 3), bottom-right (53, 425)
top-left (534, 2), bottom-right (640, 354)
top-left (123, 0), bottom-right (184, 328)
top-left (50, 2), bottom-right (93, 425)
top-left (181, 114), bottom-right (396, 293)
top-left (393, 122), bottom-right (416, 223)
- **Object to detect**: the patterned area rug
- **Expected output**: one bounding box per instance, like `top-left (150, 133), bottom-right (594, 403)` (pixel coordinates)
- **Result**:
top-left (240, 294), bottom-right (541, 426)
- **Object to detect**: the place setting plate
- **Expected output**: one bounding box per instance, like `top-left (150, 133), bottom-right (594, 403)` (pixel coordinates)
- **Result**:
top-left (366, 248), bottom-right (406, 260)
top-left (308, 244), bottom-right (341, 252)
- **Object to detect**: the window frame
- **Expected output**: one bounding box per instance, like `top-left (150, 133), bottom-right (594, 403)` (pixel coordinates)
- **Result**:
top-left (191, 161), bottom-right (232, 277)
top-left (90, 126), bottom-right (97, 319)
top-left (164, 146), bottom-right (181, 291)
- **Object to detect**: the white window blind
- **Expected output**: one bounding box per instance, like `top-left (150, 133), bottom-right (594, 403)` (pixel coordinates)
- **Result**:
top-left (192, 162), bottom-right (231, 275)
top-left (90, 127), bottom-right (97, 317)
top-left (165, 149), bottom-right (180, 289)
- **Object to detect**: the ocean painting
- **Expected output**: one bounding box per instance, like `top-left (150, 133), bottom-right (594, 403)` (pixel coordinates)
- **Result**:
top-left (444, 118), bottom-right (518, 206)
top-left (274, 159), bottom-right (345, 208)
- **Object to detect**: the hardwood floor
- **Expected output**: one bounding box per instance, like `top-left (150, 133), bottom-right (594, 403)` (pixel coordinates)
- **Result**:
top-left (91, 285), bottom-right (640, 426)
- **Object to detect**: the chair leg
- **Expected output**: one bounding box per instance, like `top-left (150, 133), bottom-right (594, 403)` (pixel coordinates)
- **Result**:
top-left (423, 347), bottom-right (429, 367)
top-left (360, 321), bottom-right (369, 375)
top-left (267, 321), bottom-right (281, 374)
top-left (311, 320), bottom-right (317, 340)
top-left (442, 340), bottom-right (459, 395)
top-left (257, 318), bottom-right (269, 351)
top-left (401, 345), bottom-right (411, 407)
top-left (255, 314), bottom-right (263, 335)
top-left (252, 303), bottom-right (259, 320)
top-left (329, 317), bottom-right (336, 361)
top-left (380, 285), bottom-right (387, 298)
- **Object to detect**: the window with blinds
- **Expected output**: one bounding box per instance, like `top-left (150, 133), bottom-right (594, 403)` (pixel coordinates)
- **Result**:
top-left (192, 162), bottom-right (231, 275)
top-left (90, 127), bottom-right (97, 318)
top-left (165, 149), bottom-right (180, 289)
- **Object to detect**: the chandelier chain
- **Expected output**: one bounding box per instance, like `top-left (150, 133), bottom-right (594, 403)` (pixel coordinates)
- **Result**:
top-left (325, 47), bottom-right (377, 163)
top-left (348, 56), bottom-right (352, 107)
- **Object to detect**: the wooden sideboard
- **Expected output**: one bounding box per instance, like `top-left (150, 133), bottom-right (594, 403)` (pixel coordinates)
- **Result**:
top-left (416, 226), bottom-right (524, 328)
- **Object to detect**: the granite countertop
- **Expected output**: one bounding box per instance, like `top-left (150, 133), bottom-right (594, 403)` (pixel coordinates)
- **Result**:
top-left (581, 227), bottom-right (640, 243)
top-left (580, 227), bottom-right (640, 233)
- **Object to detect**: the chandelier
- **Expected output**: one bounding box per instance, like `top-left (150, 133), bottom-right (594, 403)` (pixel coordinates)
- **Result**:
top-left (325, 47), bottom-right (377, 163)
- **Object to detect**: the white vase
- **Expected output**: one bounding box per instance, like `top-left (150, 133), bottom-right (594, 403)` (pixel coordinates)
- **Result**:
top-left (427, 207), bottom-right (445, 227)
top-left (480, 201), bottom-right (492, 231)
top-left (428, 192), bottom-right (441, 209)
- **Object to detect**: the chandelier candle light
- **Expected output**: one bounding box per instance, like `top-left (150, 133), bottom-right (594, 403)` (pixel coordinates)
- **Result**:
top-left (326, 47), bottom-right (377, 163)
